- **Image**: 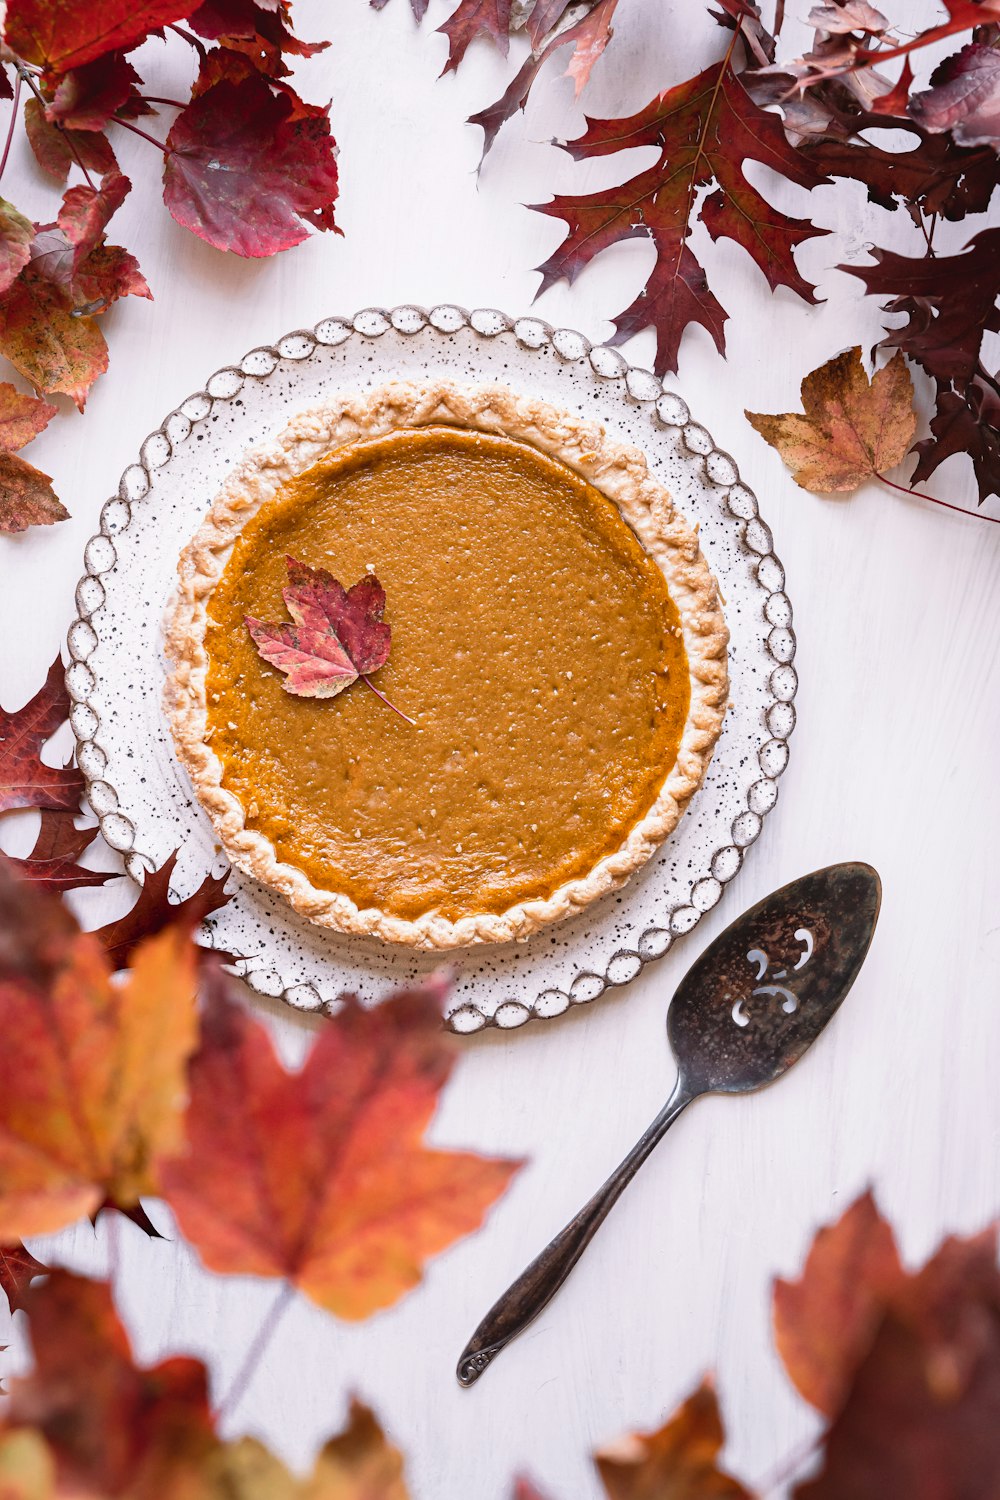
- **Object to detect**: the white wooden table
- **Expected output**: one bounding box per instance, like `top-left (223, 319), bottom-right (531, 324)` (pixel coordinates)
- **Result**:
top-left (2, 3), bottom-right (998, 1494)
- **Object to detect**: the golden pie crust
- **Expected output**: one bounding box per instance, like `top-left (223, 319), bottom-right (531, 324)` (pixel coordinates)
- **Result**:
top-left (165, 381), bottom-right (729, 949)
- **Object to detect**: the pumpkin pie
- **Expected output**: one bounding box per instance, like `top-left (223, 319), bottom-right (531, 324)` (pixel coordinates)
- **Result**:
top-left (165, 381), bottom-right (728, 949)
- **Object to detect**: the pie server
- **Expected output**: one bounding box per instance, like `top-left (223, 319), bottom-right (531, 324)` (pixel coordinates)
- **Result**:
top-left (456, 861), bottom-right (881, 1386)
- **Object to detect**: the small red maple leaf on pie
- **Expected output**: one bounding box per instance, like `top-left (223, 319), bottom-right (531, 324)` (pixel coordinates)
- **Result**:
top-left (247, 555), bottom-right (413, 721)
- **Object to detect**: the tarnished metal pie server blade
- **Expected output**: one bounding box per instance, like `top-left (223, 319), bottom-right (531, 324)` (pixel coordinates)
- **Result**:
top-left (667, 861), bottom-right (881, 1096)
top-left (456, 862), bottom-right (880, 1387)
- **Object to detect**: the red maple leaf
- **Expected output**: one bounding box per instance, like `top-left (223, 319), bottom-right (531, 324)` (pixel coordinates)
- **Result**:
top-left (23, 97), bottom-right (118, 184)
top-left (0, 1240), bottom-right (48, 1314)
top-left (46, 52), bottom-right (147, 132)
top-left (163, 72), bottom-right (339, 255)
top-left (534, 62), bottom-right (826, 375)
top-left (0, 262), bottom-right (109, 408)
top-left (0, 199), bottom-right (33, 298)
top-left (0, 656), bottom-right (82, 816)
top-left (4, 808), bottom-right (112, 893)
top-left (4, 0), bottom-right (200, 73)
top-left (91, 849), bottom-right (233, 971)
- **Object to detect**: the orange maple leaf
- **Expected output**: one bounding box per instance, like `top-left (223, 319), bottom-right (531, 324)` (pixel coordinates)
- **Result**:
top-left (746, 347), bottom-right (916, 493)
top-left (160, 976), bottom-right (523, 1319)
top-left (594, 1381), bottom-right (753, 1499)
top-left (0, 864), bottom-right (199, 1239)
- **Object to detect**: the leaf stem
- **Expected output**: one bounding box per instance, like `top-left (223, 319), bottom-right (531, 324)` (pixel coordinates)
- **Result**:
top-left (877, 471), bottom-right (1000, 524)
top-left (0, 70), bottom-right (22, 186)
top-left (139, 96), bottom-right (188, 109)
top-left (112, 116), bottom-right (171, 155)
top-left (361, 674), bottom-right (416, 725)
top-left (168, 22), bottom-right (208, 58)
top-left (215, 1280), bottom-right (295, 1425)
top-left (18, 64), bottom-right (96, 189)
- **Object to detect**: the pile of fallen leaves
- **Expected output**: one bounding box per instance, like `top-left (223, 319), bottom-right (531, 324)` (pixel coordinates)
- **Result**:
top-left (0, 0), bottom-right (338, 532)
top-left (386, 0), bottom-right (1000, 513)
top-left (3, 658), bottom-right (1000, 1495)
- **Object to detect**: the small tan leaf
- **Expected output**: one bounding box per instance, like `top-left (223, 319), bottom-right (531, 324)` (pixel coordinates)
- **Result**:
top-left (0, 452), bottom-right (68, 533)
top-left (0, 383), bottom-right (58, 452)
top-left (746, 348), bottom-right (916, 492)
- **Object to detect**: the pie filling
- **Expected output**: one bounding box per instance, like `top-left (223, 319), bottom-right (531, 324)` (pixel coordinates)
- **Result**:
top-left (203, 425), bottom-right (690, 923)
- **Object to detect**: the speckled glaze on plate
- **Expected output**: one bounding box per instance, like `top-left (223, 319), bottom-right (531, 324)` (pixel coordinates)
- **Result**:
top-left (65, 305), bottom-right (797, 1034)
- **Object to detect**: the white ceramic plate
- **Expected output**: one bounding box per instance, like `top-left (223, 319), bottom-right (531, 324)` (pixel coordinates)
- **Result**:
top-left (66, 304), bottom-right (797, 1033)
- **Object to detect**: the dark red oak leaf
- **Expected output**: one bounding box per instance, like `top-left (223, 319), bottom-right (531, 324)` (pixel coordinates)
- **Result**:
top-left (4, 808), bottom-right (111, 893)
top-left (841, 227), bottom-right (1000, 380)
top-left (162, 74), bottom-right (339, 256)
top-left (23, 98), bottom-right (118, 185)
top-left (0, 1240), bottom-right (48, 1314)
top-left (534, 63), bottom-right (825, 375)
top-left (437, 0), bottom-right (512, 75)
top-left (910, 377), bottom-right (1000, 503)
top-left (0, 656), bottom-right (82, 816)
top-left (910, 42), bottom-right (1000, 148)
top-left (46, 53), bottom-right (146, 132)
top-left (91, 849), bottom-right (233, 971)
top-left (3, 0), bottom-right (199, 73)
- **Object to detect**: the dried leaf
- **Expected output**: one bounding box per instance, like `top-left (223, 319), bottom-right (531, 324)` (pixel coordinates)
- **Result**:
top-left (774, 1190), bottom-right (904, 1415)
top-left (46, 53), bottom-right (145, 132)
top-left (909, 43), bottom-right (1000, 148)
top-left (0, 200), bottom-right (33, 299)
top-left (595, 1382), bottom-right (753, 1499)
top-left (4, 808), bottom-right (110, 892)
top-left (746, 347), bottom-right (916, 492)
top-left (247, 556), bottom-right (392, 700)
top-left (163, 73), bottom-right (339, 256)
top-left (535, 64), bottom-right (825, 376)
top-left (23, 97), bottom-right (118, 184)
top-left (563, 0), bottom-right (618, 96)
top-left (0, 864), bottom-right (199, 1238)
top-left (0, 383), bottom-right (57, 451)
top-left (437, 0), bottom-right (512, 75)
top-left (92, 849), bottom-right (233, 971)
top-left (0, 263), bottom-right (108, 409)
top-left (0, 656), bottom-right (82, 816)
top-left (807, 2), bottom-right (888, 31)
top-left (794, 1229), bottom-right (1000, 1499)
top-left (0, 1240), bottom-right (48, 1314)
top-left (306, 1401), bottom-right (411, 1500)
top-left (911, 377), bottom-right (1000, 502)
top-left (159, 978), bottom-right (522, 1319)
top-left (0, 452), bottom-right (67, 534)
top-left (4, 0), bottom-right (199, 72)
top-left (0, 1429), bottom-right (54, 1500)
top-left (842, 229), bottom-right (1000, 381)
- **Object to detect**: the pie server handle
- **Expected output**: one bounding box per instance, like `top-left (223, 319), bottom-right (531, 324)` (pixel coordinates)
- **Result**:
top-left (456, 1080), bottom-right (693, 1386)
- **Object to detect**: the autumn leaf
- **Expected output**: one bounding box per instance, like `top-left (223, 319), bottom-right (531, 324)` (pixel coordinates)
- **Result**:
top-left (745, 348), bottom-right (916, 492)
top-left (0, 1241), bottom-right (48, 1315)
top-left (909, 44), bottom-right (1000, 149)
top-left (911, 376), bottom-right (1000, 502)
top-left (793, 1225), bottom-right (1000, 1498)
top-left (247, 555), bottom-right (393, 700)
top-left (163, 73), bottom-right (339, 257)
top-left (4, 0), bottom-right (198, 73)
top-left (594, 1382), bottom-right (753, 1500)
top-left (534, 63), bottom-right (825, 376)
top-left (0, 656), bottom-right (82, 816)
top-left (159, 977), bottom-right (523, 1319)
top-left (307, 1401), bottom-right (411, 1500)
top-left (4, 809), bottom-right (110, 893)
top-left (0, 453), bottom-right (67, 533)
top-left (0, 863), bottom-right (199, 1238)
top-left (0, 263), bottom-right (108, 409)
top-left (23, 97), bottom-right (118, 185)
top-left (0, 200), bottom-right (33, 298)
top-left (92, 849), bottom-right (233, 971)
top-left (46, 52), bottom-right (146, 132)
top-left (0, 383), bottom-right (57, 450)
top-left (437, 0), bottom-right (512, 75)
top-left (773, 1190), bottom-right (904, 1416)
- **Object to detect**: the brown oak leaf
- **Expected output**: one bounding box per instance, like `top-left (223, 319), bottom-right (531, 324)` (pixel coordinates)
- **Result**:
top-left (4, 808), bottom-right (110, 892)
top-left (0, 655), bottom-right (83, 816)
top-left (0, 263), bottom-right (108, 409)
top-left (0, 1240), bottom-right (48, 1314)
top-left (437, 0), bottom-right (512, 75)
top-left (745, 347), bottom-right (915, 492)
top-left (595, 1381), bottom-right (753, 1499)
top-left (534, 63), bottom-right (826, 376)
top-left (92, 849), bottom-right (233, 971)
top-left (23, 97), bottom-right (118, 185)
top-left (0, 199), bottom-right (33, 298)
top-left (0, 383), bottom-right (57, 451)
top-left (163, 73), bottom-right (339, 256)
top-left (0, 863), bottom-right (199, 1239)
top-left (773, 1189), bottom-right (904, 1416)
top-left (159, 976), bottom-right (523, 1319)
top-left (0, 452), bottom-right (67, 533)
